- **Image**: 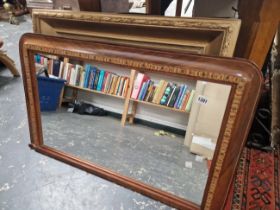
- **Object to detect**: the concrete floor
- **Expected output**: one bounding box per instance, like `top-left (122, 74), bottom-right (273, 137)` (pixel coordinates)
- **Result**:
top-left (41, 109), bottom-right (208, 204)
top-left (0, 16), bottom-right (177, 210)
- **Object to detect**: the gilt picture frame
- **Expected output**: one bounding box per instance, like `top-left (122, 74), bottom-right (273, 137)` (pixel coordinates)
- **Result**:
top-left (31, 9), bottom-right (241, 57)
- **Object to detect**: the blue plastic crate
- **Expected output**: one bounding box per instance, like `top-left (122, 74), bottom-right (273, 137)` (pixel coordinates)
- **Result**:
top-left (37, 76), bottom-right (66, 111)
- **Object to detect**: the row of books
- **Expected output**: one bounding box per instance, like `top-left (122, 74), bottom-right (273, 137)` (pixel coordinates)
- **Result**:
top-left (34, 54), bottom-right (129, 97)
top-left (34, 54), bottom-right (62, 76)
top-left (82, 64), bottom-right (129, 97)
top-left (35, 54), bottom-right (196, 112)
top-left (131, 73), bottom-right (195, 112)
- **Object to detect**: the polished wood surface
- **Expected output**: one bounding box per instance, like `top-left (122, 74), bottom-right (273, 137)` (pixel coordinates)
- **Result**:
top-left (0, 37), bottom-right (20, 76)
top-left (19, 33), bottom-right (262, 210)
top-left (235, 0), bottom-right (280, 69)
top-left (146, 0), bottom-right (161, 15)
top-left (175, 0), bottom-right (183, 16)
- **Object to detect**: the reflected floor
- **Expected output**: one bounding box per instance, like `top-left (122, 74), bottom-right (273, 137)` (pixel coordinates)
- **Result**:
top-left (42, 109), bottom-right (208, 204)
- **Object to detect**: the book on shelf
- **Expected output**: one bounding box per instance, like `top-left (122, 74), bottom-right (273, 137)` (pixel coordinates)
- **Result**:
top-left (131, 72), bottom-right (195, 112)
top-left (52, 59), bottom-right (61, 77)
top-left (97, 70), bottom-right (105, 91)
top-left (34, 54), bottom-right (130, 98)
top-left (160, 83), bottom-right (173, 105)
top-left (168, 86), bottom-right (180, 108)
top-left (180, 89), bottom-right (190, 110)
top-left (83, 64), bottom-right (91, 88)
top-left (102, 72), bottom-right (109, 92)
top-left (131, 73), bottom-right (150, 99)
top-left (34, 54), bottom-right (195, 112)
top-left (34, 54), bottom-right (62, 75)
top-left (176, 85), bottom-right (188, 109)
top-left (185, 90), bottom-right (196, 112)
top-left (152, 80), bottom-right (163, 103)
top-left (156, 81), bottom-right (168, 104)
top-left (93, 68), bottom-right (100, 90)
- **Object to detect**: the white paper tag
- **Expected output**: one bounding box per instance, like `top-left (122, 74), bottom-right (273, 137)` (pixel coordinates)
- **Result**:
top-left (195, 155), bottom-right (205, 162)
top-left (197, 95), bottom-right (208, 105)
top-left (192, 135), bottom-right (216, 150)
top-left (185, 161), bottom-right (193, 168)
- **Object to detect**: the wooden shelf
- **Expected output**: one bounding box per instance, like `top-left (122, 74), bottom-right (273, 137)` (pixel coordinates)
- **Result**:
top-left (66, 84), bottom-right (126, 100)
top-left (130, 98), bottom-right (189, 114)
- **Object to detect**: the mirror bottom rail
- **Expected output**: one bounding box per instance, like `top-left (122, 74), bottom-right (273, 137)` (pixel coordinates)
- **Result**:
top-left (29, 143), bottom-right (200, 210)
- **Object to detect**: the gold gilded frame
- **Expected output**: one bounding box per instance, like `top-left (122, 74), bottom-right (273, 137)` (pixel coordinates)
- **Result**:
top-left (32, 9), bottom-right (241, 57)
top-left (20, 33), bottom-right (262, 209)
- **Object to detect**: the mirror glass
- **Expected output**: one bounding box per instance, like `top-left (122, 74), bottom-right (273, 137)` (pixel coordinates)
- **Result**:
top-left (33, 53), bottom-right (231, 205)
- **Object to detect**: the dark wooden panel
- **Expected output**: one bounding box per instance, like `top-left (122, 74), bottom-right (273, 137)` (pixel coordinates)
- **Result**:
top-left (234, 0), bottom-right (280, 69)
top-left (78, 0), bottom-right (100, 11)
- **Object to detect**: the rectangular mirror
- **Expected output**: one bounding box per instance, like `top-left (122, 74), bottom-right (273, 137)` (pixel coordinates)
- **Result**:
top-left (20, 33), bottom-right (262, 209)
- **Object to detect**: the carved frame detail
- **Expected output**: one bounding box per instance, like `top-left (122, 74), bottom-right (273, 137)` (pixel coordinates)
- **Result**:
top-left (32, 10), bottom-right (241, 57)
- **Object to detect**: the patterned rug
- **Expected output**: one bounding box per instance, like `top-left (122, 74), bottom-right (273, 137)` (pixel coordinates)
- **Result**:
top-left (224, 146), bottom-right (280, 209)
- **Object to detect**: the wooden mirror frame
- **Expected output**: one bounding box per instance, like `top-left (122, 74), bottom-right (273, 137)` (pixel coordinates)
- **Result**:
top-left (19, 33), bottom-right (262, 210)
top-left (31, 9), bottom-right (240, 57)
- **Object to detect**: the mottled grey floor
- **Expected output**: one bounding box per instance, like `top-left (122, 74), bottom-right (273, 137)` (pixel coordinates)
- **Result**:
top-left (42, 110), bottom-right (208, 204)
top-left (0, 16), bottom-right (177, 210)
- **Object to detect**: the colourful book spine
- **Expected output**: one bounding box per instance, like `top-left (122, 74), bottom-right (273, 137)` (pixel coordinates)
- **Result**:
top-left (138, 81), bottom-right (147, 100)
top-left (97, 70), bottom-right (105, 91)
top-left (40, 56), bottom-right (44, 65)
top-left (52, 59), bottom-right (61, 77)
top-left (177, 85), bottom-right (188, 109)
top-left (117, 77), bottom-right (124, 96)
top-left (174, 85), bottom-right (184, 108)
top-left (114, 76), bottom-right (121, 95)
top-left (144, 81), bottom-right (154, 101)
top-left (131, 73), bottom-right (149, 99)
top-left (63, 63), bottom-right (69, 80)
top-left (88, 67), bottom-right (96, 89)
top-left (168, 86), bottom-right (180, 107)
top-left (102, 72), bottom-right (109, 92)
top-left (65, 64), bottom-right (70, 83)
top-left (185, 90), bottom-right (196, 112)
top-left (107, 74), bottom-right (115, 93)
top-left (58, 61), bottom-right (64, 78)
top-left (69, 66), bottom-right (76, 85)
top-left (166, 85), bottom-right (176, 106)
top-left (181, 90), bottom-right (191, 110)
top-left (142, 80), bottom-right (151, 100)
top-left (83, 64), bottom-right (91, 88)
top-left (152, 80), bottom-right (164, 103)
top-left (156, 81), bottom-right (168, 104)
top-left (75, 65), bottom-right (83, 86)
top-left (36, 54), bottom-right (41, 63)
top-left (79, 71), bottom-right (85, 88)
top-left (93, 68), bottom-right (100, 90)
top-left (122, 78), bottom-right (129, 97)
top-left (104, 73), bottom-right (112, 93)
top-left (160, 83), bottom-right (172, 105)
top-left (109, 75), bottom-right (118, 94)
top-left (148, 86), bottom-right (156, 102)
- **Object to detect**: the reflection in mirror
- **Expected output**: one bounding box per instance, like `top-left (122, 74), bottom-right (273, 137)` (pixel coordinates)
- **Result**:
top-left (34, 53), bottom-right (231, 205)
